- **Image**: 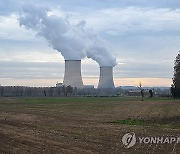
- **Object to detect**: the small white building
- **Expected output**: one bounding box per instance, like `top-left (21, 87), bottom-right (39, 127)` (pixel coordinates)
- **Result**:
top-left (56, 82), bottom-right (63, 87)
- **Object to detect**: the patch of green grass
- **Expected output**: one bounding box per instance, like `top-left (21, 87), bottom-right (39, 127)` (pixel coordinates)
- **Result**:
top-left (144, 97), bottom-right (171, 101)
top-left (21, 96), bottom-right (141, 105)
top-left (22, 96), bottom-right (175, 105)
top-left (111, 116), bottom-right (180, 129)
top-left (0, 96), bottom-right (175, 106)
top-left (111, 119), bottom-right (147, 126)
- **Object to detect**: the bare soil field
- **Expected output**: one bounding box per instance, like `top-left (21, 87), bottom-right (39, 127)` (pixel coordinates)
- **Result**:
top-left (0, 97), bottom-right (179, 154)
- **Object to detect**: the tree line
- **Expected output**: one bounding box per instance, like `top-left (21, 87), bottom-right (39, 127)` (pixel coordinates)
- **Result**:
top-left (0, 86), bottom-right (74, 97)
top-left (0, 85), bottom-right (118, 97)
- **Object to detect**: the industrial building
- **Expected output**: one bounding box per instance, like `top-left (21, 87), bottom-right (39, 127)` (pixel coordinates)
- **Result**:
top-left (97, 66), bottom-right (115, 89)
top-left (63, 60), bottom-right (84, 89)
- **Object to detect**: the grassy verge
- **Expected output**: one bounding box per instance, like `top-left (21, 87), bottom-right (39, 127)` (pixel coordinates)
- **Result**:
top-left (20, 96), bottom-right (175, 104)
top-left (111, 116), bottom-right (180, 129)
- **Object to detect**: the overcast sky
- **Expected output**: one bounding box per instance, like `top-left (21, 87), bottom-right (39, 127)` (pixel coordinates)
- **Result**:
top-left (0, 0), bottom-right (179, 87)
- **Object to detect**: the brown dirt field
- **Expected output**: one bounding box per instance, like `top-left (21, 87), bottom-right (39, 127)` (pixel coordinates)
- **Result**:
top-left (0, 97), bottom-right (179, 154)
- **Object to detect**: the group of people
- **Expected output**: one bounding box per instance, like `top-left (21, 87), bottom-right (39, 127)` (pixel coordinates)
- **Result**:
top-left (140, 89), bottom-right (154, 101)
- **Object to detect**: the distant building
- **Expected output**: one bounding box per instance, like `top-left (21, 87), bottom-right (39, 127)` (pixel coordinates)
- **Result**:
top-left (84, 85), bottom-right (94, 89)
top-left (127, 90), bottom-right (150, 96)
top-left (98, 66), bottom-right (115, 89)
top-left (56, 82), bottom-right (63, 87)
top-left (63, 60), bottom-right (84, 89)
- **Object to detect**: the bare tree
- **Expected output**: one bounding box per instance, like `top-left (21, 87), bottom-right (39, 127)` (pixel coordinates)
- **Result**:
top-left (138, 82), bottom-right (144, 101)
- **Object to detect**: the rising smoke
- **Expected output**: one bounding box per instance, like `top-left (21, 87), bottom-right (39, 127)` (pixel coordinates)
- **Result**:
top-left (19, 4), bottom-right (117, 67)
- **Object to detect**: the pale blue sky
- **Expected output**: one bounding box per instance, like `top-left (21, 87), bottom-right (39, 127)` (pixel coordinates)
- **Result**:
top-left (0, 0), bottom-right (179, 87)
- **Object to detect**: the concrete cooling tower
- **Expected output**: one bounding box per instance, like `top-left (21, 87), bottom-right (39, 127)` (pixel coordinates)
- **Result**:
top-left (98, 66), bottom-right (115, 89)
top-left (63, 60), bottom-right (84, 89)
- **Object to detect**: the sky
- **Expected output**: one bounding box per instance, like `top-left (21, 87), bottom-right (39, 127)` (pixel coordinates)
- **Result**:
top-left (0, 0), bottom-right (180, 87)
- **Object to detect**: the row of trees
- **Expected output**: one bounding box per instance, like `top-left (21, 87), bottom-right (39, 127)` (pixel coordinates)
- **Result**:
top-left (0, 86), bottom-right (74, 97)
top-left (0, 86), bottom-right (118, 97)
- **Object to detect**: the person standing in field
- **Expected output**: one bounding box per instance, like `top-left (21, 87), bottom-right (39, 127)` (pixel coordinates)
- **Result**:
top-left (149, 89), bottom-right (153, 98)
top-left (141, 89), bottom-right (144, 101)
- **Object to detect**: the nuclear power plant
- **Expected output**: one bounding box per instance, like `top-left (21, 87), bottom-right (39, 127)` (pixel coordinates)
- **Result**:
top-left (20, 5), bottom-right (117, 90)
top-left (63, 60), bottom-right (84, 89)
top-left (20, 4), bottom-right (117, 91)
top-left (62, 61), bottom-right (115, 89)
top-left (97, 66), bottom-right (115, 89)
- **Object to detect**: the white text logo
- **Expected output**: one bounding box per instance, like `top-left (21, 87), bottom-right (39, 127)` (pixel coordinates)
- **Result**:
top-left (122, 132), bottom-right (136, 148)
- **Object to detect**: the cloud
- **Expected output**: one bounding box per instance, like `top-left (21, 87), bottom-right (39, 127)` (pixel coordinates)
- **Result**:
top-left (19, 4), bottom-right (117, 66)
top-left (0, 61), bottom-right (64, 79)
top-left (114, 62), bottom-right (173, 78)
top-left (30, 0), bottom-right (180, 10)
top-left (109, 0), bottom-right (180, 9)
top-left (74, 7), bottom-right (180, 35)
top-left (0, 14), bottom-right (37, 41)
top-left (0, 60), bottom-right (173, 80)
top-left (0, 0), bottom-right (179, 86)
top-left (0, 0), bottom-right (23, 16)
top-left (1, 0), bottom-right (180, 17)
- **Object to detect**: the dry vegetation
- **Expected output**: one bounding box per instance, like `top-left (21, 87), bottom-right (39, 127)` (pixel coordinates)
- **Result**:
top-left (0, 97), bottom-right (180, 153)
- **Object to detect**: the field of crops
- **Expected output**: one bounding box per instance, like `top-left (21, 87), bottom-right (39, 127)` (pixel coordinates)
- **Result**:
top-left (0, 97), bottom-right (179, 153)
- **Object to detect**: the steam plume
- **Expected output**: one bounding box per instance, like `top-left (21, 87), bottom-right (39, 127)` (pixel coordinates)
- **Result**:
top-left (19, 4), bottom-right (117, 67)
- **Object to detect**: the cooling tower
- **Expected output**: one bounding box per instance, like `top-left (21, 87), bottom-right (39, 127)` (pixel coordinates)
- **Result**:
top-left (98, 66), bottom-right (115, 89)
top-left (63, 60), bottom-right (84, 89)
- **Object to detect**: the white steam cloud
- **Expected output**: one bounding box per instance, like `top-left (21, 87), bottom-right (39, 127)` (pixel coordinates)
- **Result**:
top-left (19, 4), bottom-right (117, 67)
